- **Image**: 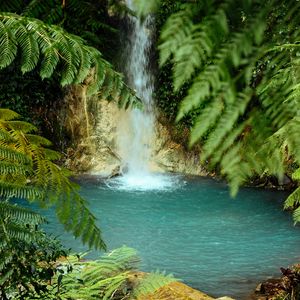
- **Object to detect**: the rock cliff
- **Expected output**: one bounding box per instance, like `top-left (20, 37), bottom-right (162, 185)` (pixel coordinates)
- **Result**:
top-left (63, 85), bottom-right (207, 177)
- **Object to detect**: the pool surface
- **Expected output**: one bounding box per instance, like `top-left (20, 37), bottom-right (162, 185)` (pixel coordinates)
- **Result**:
top-left (31, 175), bottom-right (300, 299)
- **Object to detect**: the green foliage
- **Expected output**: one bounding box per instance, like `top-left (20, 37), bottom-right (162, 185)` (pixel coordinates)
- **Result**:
top-left (285, 168), bottom-right (300, 223)
top-left (0, 12), bottom-right (139, 107)
top-left (133, 272), bottom-right (176, 298)
top-left (58, 246), bottom-right (139, 299)
top-left (48, 246), bottom-right (177, 300)
top-left (156, 0), bottom-right (300, 197)
top-left (0, 0), bottom-right (134, 144)
top-left (0, 56), bottom-right (65, 150)
top-left (0, 201), bottom-right (68, 299)
top-left (0, 108), bottom-right (105, 250)
top-left (133, 0), bottom-right (160, 17)
top-left (0, 0), bottom-right (120, 58)
top-left (0, 0), bottom-right (127, 85)
top-left (155, 0), bottom-right (189, 122)
top-left (135, 0), bottom-right (300, 219)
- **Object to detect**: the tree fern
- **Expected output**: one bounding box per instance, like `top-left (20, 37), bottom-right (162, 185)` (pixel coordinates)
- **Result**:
top-left (52, 246), bottom-right (178, 300)
top-left (0, 202), bottom-right (68, 299)
top-left (0, 108), bottom-right (105, 250)
top-left (22, 0), bottom-right (63, 25)
top-left (0, 201), bottom-right (45, 294)
top-left (154, 0), bottom-right (300, 203)
top-left (0, 12), bottom-right (139, 107)
top-left (57, 246), bottom-right (138, 299)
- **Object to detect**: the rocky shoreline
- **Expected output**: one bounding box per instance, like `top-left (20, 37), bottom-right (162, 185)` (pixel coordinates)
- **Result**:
top-left (249, 264), bottom-right (300, 300)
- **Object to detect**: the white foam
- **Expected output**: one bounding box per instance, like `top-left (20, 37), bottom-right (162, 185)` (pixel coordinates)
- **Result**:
top-left (105, 172), bottom-right (184, 192)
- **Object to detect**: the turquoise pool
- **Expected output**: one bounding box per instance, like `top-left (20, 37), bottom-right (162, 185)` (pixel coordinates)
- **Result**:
top-left (31, 175), bottom-right (300, 299)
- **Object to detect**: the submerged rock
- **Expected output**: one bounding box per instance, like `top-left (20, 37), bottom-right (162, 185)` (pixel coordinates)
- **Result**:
top-left (108, 165), bottom-right (121, 178)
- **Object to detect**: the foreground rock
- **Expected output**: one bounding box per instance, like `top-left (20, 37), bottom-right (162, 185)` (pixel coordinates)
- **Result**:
top-left (127, 272), bottom-right (233, 300)
top-left (137, 281), bottom-right (214, 300)
top-left (250, 265), bottom-right (300, 300)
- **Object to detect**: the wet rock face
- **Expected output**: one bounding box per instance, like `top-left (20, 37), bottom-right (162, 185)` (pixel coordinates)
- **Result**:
top-left (63, 86), bottom-right (120, 176)
top-left (63, 86), bottom-right (207, 177)
top-left (152, 122), bottom-right (207, 176)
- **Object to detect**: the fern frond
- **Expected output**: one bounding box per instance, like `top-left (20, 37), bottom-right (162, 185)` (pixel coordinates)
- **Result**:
top-left (44, 148), bottom-right (62, 160)
top-left (0, 182), bottom-right (42, 200)
top-left (172, 7), bottom-right (229, 90)
top-left (0, 19), bottom-right (17, 69)
top-left (284, 187), bottom-right (300, 209)
top-left (159, 4), bottom-right (195, 67)
top-left (0, 201), bottom-right (45, 224)
top-left (292, 168), bottom-right (300, 181)
top-left (133, 271), bottom-right (177, 298)
top-left (0, 108), bottom-right (19, 120)
top-left (291, 203), bottom-right (300, 223)
top-left (157, 0), bottom-right (300, 211)
top-left (0, 12), bottom-right (140, 107)
top-left (2, 220), bottom-right (38, 242)
top-left (39, 44), bottom-right (60, 79)
top-left (25, 134), bottom-right (52, 146)
top-left (51, 27), bottom-right (80, 86)
top-left (15, 21), bottom-right (39, 73)
top-left (176, 60), bottom-right (235, 122)
top-left (0, 129), bottom-right (14, 142)
top-left (21, 0), bottom-right (64, 24)
top-left (201, 90), bottom-right (252, 160)
top-left (0, 108), bottom-right (106, 250)
top-left (0, 145), bottom-right (30, 163)
top-left (92, 246), bottom-right (140, 276)
top-left (0, 160), bottom-right (31, 176)
top-left (72, 42), bottom-right (92, 85)
top-left (1, 120), bottom-right (37, 132)
top-left (58, 247), bottom-right (139, 299)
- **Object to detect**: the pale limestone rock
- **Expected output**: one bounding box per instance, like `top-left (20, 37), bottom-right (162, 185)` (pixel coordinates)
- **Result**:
top-left (63, 86), bottom-right (207, 177)
top-left (152, 121), bottom-right (207, 176)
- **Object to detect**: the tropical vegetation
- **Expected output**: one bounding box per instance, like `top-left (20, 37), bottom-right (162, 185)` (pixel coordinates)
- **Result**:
top-left (0, 0), bottom-right (300, 298)
top-left (143, 0), bottom-right (300, 221)
top-left (51, 246), bottom-right (176, 300)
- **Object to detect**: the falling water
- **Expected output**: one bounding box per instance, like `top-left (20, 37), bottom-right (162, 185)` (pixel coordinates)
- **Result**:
top-left (116, 2), bottom-right (155, 181)
top-left (121, 2), bottom-right (155, 174)
top-left (112, 0), bottom-right (180, 190)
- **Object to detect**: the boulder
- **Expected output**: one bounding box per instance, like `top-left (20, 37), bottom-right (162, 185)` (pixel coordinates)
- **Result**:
top-left (136, 281), bottom-right (214, 300)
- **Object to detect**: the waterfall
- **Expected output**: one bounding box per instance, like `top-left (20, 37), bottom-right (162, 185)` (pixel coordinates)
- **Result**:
top-left (109, 0), bottom-right (181, 191)
top-left (117, 1), bottom-right (155, 176)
